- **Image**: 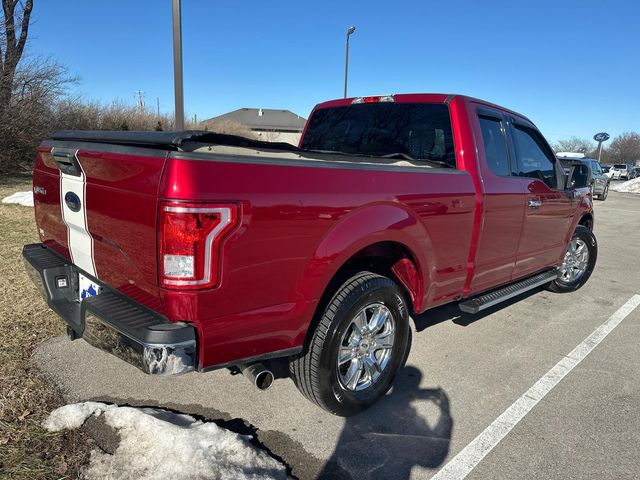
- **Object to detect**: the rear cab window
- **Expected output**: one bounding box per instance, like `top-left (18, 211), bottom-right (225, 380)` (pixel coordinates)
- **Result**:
top-left (300, 102), bottom-right (456, 168)
top-left (478, 115), bottom-right (510, 177)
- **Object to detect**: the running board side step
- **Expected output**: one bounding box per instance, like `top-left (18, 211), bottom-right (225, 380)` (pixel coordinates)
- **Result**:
top-left (459, 270), bottom-right (559, 314)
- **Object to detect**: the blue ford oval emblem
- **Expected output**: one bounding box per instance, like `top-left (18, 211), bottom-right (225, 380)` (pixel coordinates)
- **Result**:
top-left (64, 192), bottom-right (81, 212)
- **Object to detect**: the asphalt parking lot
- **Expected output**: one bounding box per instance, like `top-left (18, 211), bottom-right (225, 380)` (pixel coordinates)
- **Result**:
top-left (34, 190), bottom-right (640, 480)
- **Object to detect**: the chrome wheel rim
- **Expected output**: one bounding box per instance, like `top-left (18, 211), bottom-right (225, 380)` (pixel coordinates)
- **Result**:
top-left (337, 303), bottom-right (395, 392)
top-left (559, 238), bottom-right (589, 283)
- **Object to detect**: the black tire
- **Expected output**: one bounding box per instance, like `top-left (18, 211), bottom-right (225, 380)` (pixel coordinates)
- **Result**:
top-left (289, 272), bottom-right (410, 416)
top-left (548, 226), bottom-right (597, 293)
top-left (596, 183), bottom-right (609, 201)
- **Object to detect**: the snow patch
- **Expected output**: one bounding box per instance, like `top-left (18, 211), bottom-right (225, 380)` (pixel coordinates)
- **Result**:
top-left (44, 401), bottom-right (111, 432)
top-left (43, 402), bottom-right (288, 480)
top-left (610, 178), bottom-right (640, 194)
top-left (2, 191), bottom-right (34, 207)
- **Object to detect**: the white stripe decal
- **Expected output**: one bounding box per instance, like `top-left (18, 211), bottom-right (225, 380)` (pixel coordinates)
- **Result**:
top-left (57, 149), bottom-right (97, 276)
top-left (432, 294), bottom-right (640, 480)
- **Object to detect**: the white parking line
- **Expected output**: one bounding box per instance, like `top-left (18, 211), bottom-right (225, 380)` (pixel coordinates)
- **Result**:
top-left (432, 294), bottom-right (640, 480)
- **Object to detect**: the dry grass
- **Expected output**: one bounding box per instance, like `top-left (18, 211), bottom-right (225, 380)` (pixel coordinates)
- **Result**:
top-left (0, 175), bottom-right (92, 479)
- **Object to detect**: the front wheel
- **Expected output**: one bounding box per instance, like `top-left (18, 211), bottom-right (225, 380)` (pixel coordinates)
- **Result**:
top-left (548, 226), bottom-right (597, 293)
top-left (289, 272), bottom-right (410, 416)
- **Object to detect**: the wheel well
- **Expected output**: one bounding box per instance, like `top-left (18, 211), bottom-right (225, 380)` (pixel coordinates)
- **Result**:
top-left (578, 213), bottom-right (593, 230)
top-left (302, 242), bottom-right (419, 350)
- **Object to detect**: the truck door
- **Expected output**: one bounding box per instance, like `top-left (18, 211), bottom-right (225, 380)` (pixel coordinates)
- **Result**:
top-left (506, 117), bottom-right (575, 278)
top-left (469, 107), bottom-right (524, 293)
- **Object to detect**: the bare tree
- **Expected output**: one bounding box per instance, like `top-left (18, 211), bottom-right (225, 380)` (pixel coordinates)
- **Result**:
top-left (51, 98), bottom-right (192, 132)
top-left (552, 136), bottom-right (594, 154)
top-left (258, 130), bottom-right (280, 142)
top-left (0, 57), bottom-right (76, 172)
top-left (199, 119), bottom-right (257, 139)
top-left (607, 132), bottom-right (640, 165)
top-left (0, 0), bottom-right (33, 108)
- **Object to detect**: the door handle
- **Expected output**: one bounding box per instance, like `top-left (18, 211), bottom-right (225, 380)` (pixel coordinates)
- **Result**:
top-left (528, 198), bottom-right (542, 209)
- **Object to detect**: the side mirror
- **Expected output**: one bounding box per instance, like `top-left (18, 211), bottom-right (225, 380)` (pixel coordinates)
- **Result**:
top-left (566, 163), bottom-right (590, 189)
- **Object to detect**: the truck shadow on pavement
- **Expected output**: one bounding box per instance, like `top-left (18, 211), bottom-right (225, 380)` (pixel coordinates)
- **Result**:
top-left (412, 288), bottom-right (541, 331)
top-left (319, 366), bottom-right (453, 480)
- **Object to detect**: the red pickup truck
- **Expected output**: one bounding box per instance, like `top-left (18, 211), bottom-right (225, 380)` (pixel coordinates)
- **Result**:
top-left (24, 93), bottom-right (596, 415)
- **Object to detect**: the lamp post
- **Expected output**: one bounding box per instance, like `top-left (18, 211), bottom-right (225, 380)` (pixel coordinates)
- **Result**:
top-left (343, 26), bottom-right (356, 98)
top-left (172, 0), bottom-right (185, 130)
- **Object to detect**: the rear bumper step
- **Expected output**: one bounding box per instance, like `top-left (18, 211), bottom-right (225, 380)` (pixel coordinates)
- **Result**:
top-left (459, 269), bottom-right (559, 314)
top-left (22, 243), bottom-right (196, 375)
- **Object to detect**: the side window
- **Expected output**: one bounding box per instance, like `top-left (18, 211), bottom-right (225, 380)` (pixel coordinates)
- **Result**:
top-left (592, 162), bottom-right (602, 174)
top-left (478, 116), bottom-right (510, 176)
top-left (511, 125), bottom-right (557, 189)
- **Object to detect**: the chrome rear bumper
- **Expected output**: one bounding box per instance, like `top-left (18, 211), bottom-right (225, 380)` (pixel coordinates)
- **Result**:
top-left (23, 243), bottom-right (196, 375)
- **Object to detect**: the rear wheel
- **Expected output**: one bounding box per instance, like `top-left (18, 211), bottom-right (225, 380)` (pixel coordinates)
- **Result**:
top-left (597, 183), bottom-right (609, 201)
top-left (289, 272), bottom-right (410, 416)
top-left (548, 226), bottom-right (597, 293)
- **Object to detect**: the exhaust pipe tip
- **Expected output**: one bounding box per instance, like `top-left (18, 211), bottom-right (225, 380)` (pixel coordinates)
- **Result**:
top-left (254, 369), bottom-right (274, 390)
top-left (239, 363), bottom-right (274, 390)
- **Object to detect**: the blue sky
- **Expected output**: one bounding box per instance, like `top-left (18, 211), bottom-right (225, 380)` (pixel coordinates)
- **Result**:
top-left (28, 0), bottom-right (638, 143)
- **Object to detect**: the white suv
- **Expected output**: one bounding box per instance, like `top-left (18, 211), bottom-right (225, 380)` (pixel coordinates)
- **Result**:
top-left (611, 164), bottom-right (635, 180)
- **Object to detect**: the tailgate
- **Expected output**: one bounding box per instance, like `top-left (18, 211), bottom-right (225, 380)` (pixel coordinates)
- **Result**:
top-left (33, 142), bottom-right (168, 310)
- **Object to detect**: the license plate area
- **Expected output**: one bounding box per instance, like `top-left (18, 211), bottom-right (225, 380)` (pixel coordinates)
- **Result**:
top-left (79, 273), bottom-right (101, 301)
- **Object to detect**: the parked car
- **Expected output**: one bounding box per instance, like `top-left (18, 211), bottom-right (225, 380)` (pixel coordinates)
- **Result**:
top-left (634, 167), bottom-right (640, 178)
top-left (558, 157), bottom-right (610, 200)
top-left (23, 94), bottom-right (596, 415)
top-left (602, 165), bottom-right (616, 179)
top-left (611, 163), bottom-right (636, 180)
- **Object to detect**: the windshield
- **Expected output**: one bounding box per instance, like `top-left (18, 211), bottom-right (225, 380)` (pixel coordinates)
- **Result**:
top-left (614, 164), bottom-right (627, 169)
top-left (300, 103), bottom-right (456, 167)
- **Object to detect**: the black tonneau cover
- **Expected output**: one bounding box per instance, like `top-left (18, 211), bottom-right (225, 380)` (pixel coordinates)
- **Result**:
top-left (49, 130), bottom-right (456, 170)
top-left (50, 130), bottom-right (300, 152)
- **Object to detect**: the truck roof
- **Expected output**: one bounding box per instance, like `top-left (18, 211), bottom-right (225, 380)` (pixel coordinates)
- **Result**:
top-left (313, 93), bottom-right (536, 126)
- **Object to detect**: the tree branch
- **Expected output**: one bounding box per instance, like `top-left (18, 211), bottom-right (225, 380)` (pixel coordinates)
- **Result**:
top-left (2, 0), bottom-right (18, 52)
top-left (0, 0), bottom-right (32, 107)
top-left (15, 0), bottom-right (32, 60)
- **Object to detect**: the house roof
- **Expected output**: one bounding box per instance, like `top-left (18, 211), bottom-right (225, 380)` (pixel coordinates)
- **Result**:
top-left (204, 108), bottom-right (307, 132)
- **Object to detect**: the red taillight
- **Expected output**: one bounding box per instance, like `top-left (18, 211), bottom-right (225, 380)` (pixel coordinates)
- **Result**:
top-left (159, 201), bottom-right (239, 290)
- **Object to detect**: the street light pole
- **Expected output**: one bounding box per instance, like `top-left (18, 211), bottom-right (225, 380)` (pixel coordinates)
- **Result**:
top-left (172, 0), bottom-right (185, 130)
top-left (343, 26), bottom-right (356, 98)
